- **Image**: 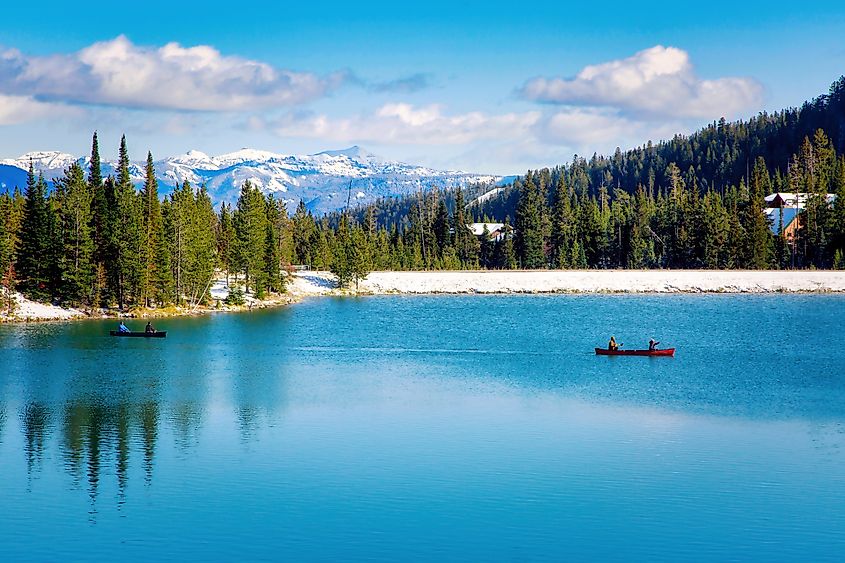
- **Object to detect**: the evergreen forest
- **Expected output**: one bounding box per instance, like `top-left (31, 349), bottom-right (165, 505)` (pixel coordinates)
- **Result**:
top-left (1, 78), bottom-right (845, 310)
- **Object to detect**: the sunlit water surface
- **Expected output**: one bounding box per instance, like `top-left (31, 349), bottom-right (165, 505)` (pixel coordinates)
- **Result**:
top-left (1, 295), bottom-right (844, 561)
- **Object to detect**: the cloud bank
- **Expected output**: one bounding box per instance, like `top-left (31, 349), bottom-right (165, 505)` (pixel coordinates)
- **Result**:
top-left (263, 103), bottom-right (542, 145)
top-left (0, 94), bottom-right (71, 125)
top-left (520, 45), bottom-right (763, 119)
top-left (0, 35), bottom-right (345, 111)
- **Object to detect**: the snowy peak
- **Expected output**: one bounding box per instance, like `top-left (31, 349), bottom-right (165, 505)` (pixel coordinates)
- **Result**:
top-left (316, 146), bottom-right (383, 165)
top-left (0, 151), bottom-right (81, 172)
top-left (0, 146), bottom-right (502, 214)
top-left (170, 150), bottom-right (217, 169)
top-left (214, 148), bottom-right (281, 167)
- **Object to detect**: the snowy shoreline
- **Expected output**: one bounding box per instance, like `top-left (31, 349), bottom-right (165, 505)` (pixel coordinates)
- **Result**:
top-left (290, 270), bottom-right (845, 296)
top-left (4, 269), bottom-right (844, 323)
top-left (0, 288), bottom-right (295, 323)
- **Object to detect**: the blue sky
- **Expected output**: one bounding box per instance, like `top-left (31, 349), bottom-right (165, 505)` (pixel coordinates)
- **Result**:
top-left (1, 0), bottom-right (843, 174)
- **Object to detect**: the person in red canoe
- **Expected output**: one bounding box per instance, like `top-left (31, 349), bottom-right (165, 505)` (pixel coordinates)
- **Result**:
top-left (649, 338), bottom-right (660, 351)
top-left (608, 336), bottom-right (619, 351)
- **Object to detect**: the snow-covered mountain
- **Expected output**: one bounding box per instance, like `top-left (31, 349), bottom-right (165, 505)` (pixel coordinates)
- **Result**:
top-left (0, 146), bottom-right (501, 214)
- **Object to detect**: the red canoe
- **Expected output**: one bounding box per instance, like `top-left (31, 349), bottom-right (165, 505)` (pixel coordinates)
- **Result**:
top-left (595, 348), bottom-right (675, 357)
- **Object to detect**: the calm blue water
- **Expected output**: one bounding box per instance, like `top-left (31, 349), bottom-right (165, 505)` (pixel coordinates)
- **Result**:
top-left (1, 295), bottom-right (844, 561)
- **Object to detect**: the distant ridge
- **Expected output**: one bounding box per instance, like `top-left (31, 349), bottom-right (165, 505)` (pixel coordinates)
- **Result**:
top-left (0, 146), bottom-right (500, 214)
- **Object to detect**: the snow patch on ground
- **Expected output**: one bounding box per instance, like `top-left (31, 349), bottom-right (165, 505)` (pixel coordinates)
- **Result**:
top-left (288, 273), bottom-right (338, 295)
top-left (0, 292), bottom-right (84, 321)
top-left (209, 278), bottom-right (231, 301)
top-left (291, 270), bottom-right (845, 295)
top-left (471, 187), bottom-right (504, 205)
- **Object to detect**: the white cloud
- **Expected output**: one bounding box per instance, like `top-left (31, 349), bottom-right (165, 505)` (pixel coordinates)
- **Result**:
top-left (520, 45), bottom-right (763, 119)
top-left (0, 35), bottom-right (344, 111)
top-left (251, 102), bottom-right (699, 174)
top-left (262, 102), bottom-right (683, 153)
top-left (264, 103), bottom-right (542, 145)
top-left (0, 94), bottom-right (70, 125)
top-left (537, 108), bottom-right (636, 145)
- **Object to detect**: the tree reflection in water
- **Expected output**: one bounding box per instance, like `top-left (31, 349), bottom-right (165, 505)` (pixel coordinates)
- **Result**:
top-left (19, 400), bottom-right (164, 519)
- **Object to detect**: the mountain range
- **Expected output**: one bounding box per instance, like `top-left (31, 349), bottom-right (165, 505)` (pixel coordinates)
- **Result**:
top-left (0, 146), bottom-right (501, 214)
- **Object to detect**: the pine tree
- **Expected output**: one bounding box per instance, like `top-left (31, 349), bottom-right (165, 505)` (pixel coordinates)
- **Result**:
top-left (831, 156), bottom-right (845, 264)
top-left (55, 162), bottom-right (95, 305)
top-left (364, 206), bottom-right (377, 243)
top-left (550, 176), bottom-right (574, 268)
top-left (452, 187), bottom-right (478, 267)
top-left (101, 176), bottom-right (120, 306)
top-left (479, 224), bottom-right (493, 268)
top-left (594, 185), bottom-right (613, 268)
top-left (168, 181), bottom-right (192, 304)
top-left (628, 187), bottom-right (657, 268)
top-left (264, 195), bottom-right (283, 293)
top-left (741, 157), bottom-right (774, 268)
top-left (314, 229), bottom-right (333, 270)
top-left (570, 239), bottom-right (588, 269)
top-left (0, 194), bottom-right (14, 290)
top-left (139, 152), bottom-right (172, 306)
top-left (114, 135), bottom-right (142, 309)
top-left (292, 200), bottom-right (315, 266)
top-left (233, 181), bottom-right (268, 295)
top-left (331, 214), bottom-right (354, 288)
top-left (44, 189), bottom-right (63, 299)
top-left (16, 163), bottom-right (52, 299)
top-left (701, 190), bottom-right (730, 268)
top-left (514, 176), bottom-right (545, 268)
top-left (493, 217), bottom-right (517, 269)
top-left (192, 186), bottom-right (218, 303)
top-left (433, 197), bottom-right (451, 255)
top-left (217, 202), bottom-right (236, 283)
top-left (349, 224), bottom-right (372, 291)
top-left (797, 135), bottom-right (830, 266)
top-left (88, 132), bottom-right (110, 304)
top-left (165, 180), bottom-right (217, 305)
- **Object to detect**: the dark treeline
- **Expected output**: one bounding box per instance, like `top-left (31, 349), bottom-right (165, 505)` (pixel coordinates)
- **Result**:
top-left (0, 134), bottom-right (289, 309)
top-left (482, 75), bottom-right (845, 211)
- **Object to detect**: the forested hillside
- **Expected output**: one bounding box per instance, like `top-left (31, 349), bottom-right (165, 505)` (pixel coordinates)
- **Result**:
top-left (474, 77), bottom-right (845, 217)
top-left (346, 77), bottom-right (845, 270)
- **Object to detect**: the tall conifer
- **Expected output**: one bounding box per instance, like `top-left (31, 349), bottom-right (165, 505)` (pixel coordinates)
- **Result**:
top-left (234, 181), bottom-right (268, 294)
top-left (16, 163), bottom-right (52, 298)
top-left (55, 163), bottom-right (95, 304)
top-left (515, 176), bottom-right (545, 268)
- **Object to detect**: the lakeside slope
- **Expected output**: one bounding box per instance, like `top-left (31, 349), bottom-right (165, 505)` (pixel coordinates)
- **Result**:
top-left (290, 270), bottom-right (845, 295)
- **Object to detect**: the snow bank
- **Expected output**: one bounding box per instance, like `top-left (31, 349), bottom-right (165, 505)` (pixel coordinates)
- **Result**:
top-left (209, 279), bottom-right (231, 300)
top-left (0, 292), bottom-right (83, 322)
top-left (292, 270), bottom-right (845, 295)
top-left (287, 273), bottom-right (339, 296)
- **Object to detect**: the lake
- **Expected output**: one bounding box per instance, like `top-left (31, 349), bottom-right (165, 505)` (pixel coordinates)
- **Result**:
top-left (1, 295), bottom-right (844, 561)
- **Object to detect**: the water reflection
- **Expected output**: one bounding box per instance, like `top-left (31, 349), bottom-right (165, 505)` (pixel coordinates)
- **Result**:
top-left (0, 311), bottom-right (298, 514)
top-left (220, 309), bottom-right (291, 441)
top-left (22, 402), bottom-right (51, 484)
top-left (1, 323), bottom-right (169, 513)
top-left (19, 399), bottom-right (160, 516)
